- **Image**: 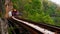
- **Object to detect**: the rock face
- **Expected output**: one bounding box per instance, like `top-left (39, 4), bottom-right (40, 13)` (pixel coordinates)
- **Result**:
top-left (0, 18), bottom-right (8, 34)
top-left (5, 0), bottom-right (13, 18)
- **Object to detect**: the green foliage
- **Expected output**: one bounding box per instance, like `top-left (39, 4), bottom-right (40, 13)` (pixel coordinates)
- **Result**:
top-left (24, 0), bottom-right (54, 25)
top-left (43, 0), bottom-right (60, 26)
top-left (12, 0), bottom-right (60, 26)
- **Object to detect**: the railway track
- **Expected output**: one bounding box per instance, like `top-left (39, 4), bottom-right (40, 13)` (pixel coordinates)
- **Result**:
top-left (8, 19), bottom-right (31, 34)
top-left (7, 18), bottom-right (43, 34)
top-left (7, 16), bottom-right (60, 34)
top-left (12, 16), bottom-right (60, 34)
top-left (8, 19), bottom-right (19, 34)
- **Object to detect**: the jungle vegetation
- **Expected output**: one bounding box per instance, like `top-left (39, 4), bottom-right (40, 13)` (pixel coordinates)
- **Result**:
top-left (11, 0), bottom-right (60, 26)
